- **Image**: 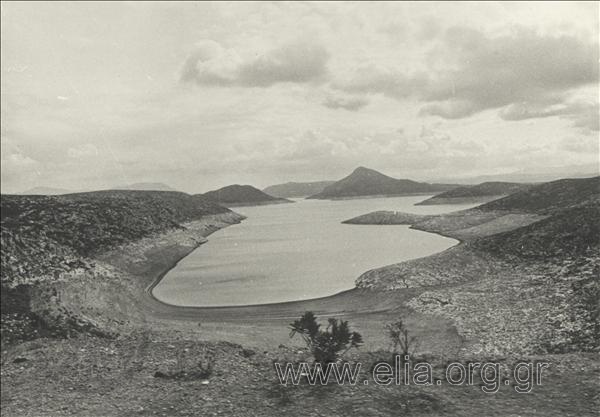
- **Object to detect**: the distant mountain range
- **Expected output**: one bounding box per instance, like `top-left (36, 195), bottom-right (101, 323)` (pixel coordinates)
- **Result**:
top-left (201, 185), bottom-right (292, 207)
top-left (436, 163), bottom-right (599, 185)
top-left (307, 167), bottom-right (457, 200)
top-left (113, 182), bottom-right (178, 192)
top-left (262, 181), bottom-right (335, 198)
top-left (17, 182), bottom-right (177, 195)
top-left (416, 182), bottom-right (533, 205)
top-left (18, 187), bottom-right (71, 195)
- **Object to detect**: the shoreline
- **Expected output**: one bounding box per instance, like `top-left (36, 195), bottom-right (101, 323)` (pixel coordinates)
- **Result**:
top-left (306, 192), bottom-right (437, 201)
top-left (140, 212), bottom-right (462, 314)
top-left (54, 203), bottom-right (546, 353)
top-left (127, 214), bottom-right (466, 353)
top-left (218, 199), bottom-right (293, 208)
top-left (415, 195), bottom-right (507, 206)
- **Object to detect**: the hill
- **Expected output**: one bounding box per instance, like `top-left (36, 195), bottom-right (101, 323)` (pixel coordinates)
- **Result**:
top-left (473, 206), bottom-right (600, 259)
top-left (262, 181), bottom-right (335, 198)
top-left (201, 185), bottom-right (292, 207)
top-left (113, 182), bottom-right (178, 192)
top-left (350, 176), bottom-right (600, 355)
top-left (478, 176), bottom-right (600, 214)
top-left (1, 190), bottom-right (231, 287)
top-left (416, 182), bottom-right (532, 205)
top-left (1, 190), bottom-right (245, 346)
top-left (345, 177), bottom-right (600, 239)
top-left (307, 167), bottom-right (456, 199)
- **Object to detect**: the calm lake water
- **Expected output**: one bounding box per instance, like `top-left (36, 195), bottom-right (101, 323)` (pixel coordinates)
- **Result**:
top-left (153, 196), bottom-right (476, 307)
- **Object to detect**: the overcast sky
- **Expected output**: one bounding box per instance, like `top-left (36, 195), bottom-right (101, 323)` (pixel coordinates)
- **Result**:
top-left (1, 1), bottom-right (598, 193)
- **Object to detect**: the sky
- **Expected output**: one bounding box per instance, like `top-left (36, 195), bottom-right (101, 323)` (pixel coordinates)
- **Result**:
top-left (1, 1), bottom-right (598, 194)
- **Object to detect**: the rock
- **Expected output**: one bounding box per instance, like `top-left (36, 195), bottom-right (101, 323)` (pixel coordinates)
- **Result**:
top-left (153, 371), bottom-right (168, 378)
top-left (13, 357), bottom-right (27, 363)
top-left (240, 349), bottom-right (255, 358)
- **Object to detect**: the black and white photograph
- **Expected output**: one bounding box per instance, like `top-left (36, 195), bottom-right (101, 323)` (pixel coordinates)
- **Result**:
top-left (1, 1), bottom-right (599, 416)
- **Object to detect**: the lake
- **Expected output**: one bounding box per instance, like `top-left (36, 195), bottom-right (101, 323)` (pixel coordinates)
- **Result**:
top-left (152, 196), bottom-right (476, 306)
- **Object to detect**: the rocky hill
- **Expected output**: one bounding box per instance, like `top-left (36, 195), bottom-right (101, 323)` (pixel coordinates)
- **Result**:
top-left (477, 176), bottom-right (600, 214)
top-left (0, 190), bottom-right (242, 346)
top-left (416, 182), bottom-right (532, 205)
top-left (262, 181), bottom-right (335, 198)
top-left (349, 176), bottom-right (600, 354)
top-left (473, 206), bottom-right (600, 260)
top-left (307, 167), bottom-right (456, 199)
top-left (346, 177), bottom-right (600, 236)
top-left (1, 190), bottom-right (230, 288)
top-left (201, 185), bottom-right (292, 206)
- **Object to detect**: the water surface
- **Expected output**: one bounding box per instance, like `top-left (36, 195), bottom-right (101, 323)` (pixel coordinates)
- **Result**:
top-left (153, 196), bottom-right (476, 306)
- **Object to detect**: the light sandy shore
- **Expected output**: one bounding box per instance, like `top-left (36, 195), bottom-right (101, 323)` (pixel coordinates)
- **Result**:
top-left (104, 212), bottom-right (465, 351)
top-left (46, 210), bottom-right (462, 352)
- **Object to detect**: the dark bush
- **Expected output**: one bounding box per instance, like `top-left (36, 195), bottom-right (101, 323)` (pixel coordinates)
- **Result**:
top-left (289, 311), bottom-right (363, 363)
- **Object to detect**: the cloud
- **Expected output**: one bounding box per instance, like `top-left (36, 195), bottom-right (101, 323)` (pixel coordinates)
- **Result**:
top-left (334, 65), bottom-right (427, 100)
top-left (560, 136), bottom-right (600, 154)
top-left (571, 105), bottom-right (600, 133)
top-left (67, 144), bottom-right (98, 158)
top-left (336, 27), bottom-right (599, 123)
top-left (3, 153), bottom-right (38, 166)
top-left (181, 40), bottom-right (329, 87)
top-left (418, 100), bottom-right (477, 119)
top-left (180, 40), bottom-right (242, 86)
top-left (270, 130), bottom-right (348, 162)
top-left (500, 101), bottom-right (599, 133)
top-left (0, 150), bottom-right (40, 188)
top-left (414, 16), bottom-right (442, 41)
top-left (420, 27), bottom-right (598, 118)
top-left (323, 94), bottom-right (369, 111)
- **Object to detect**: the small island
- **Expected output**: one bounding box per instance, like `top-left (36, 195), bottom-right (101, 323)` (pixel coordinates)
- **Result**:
top-left (200, 184), bottom-right (293, 207)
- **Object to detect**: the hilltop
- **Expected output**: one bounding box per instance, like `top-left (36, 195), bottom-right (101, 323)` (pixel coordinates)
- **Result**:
top-left (201, 184), bottom-right (292, 207)
top-left (416, 181), bottom-right (532, 205)
top-left (478, 176), bottom-right (600, 213)
top-left (262, 181), bottom-right (335, 198)
top-left (307, 167), bottom-right (456, 200)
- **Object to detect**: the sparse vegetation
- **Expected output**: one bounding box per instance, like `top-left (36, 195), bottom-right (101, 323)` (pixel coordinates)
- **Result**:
top-left (154, 346), bottom-right (215, 380)
top-left (2, 177), bottom-right (599, 416)
top-left (0, 191), bottom-right (232, 347)
top-left (289, 311), bottom-right (363, 363)
top-left (385, 318), bottom-right (419, 359)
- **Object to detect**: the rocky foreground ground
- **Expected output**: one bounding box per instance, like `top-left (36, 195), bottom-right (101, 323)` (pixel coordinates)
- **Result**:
top-left (348, 179), bottom-right (599, 356)
top-left (2, 332), bottom-right (599, 417)
top-left (1, 179), bottom-right (599, 416)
